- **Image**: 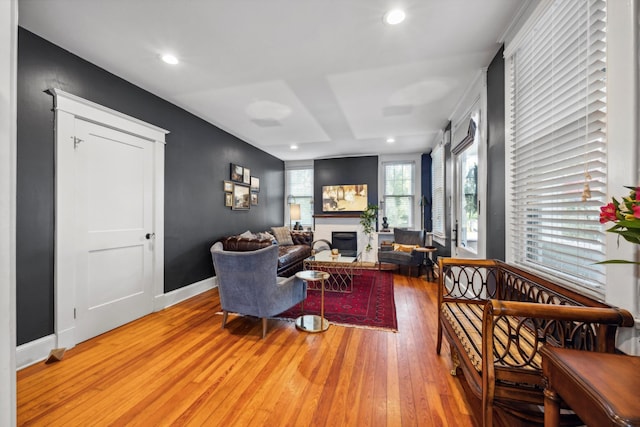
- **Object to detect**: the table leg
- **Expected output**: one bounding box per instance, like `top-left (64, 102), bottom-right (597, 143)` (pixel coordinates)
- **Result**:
top-left (544, 388), bottom-right (561, 427)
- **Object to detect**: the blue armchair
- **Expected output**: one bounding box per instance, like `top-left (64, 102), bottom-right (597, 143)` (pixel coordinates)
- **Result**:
top-left (210, 242), bottom-right (307, 338)
top-left (377, 229), bottom-right (426, 276)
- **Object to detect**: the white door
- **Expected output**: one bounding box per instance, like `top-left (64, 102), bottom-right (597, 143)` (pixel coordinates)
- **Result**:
top-left (73, 119), bottom-right (154, 343)
top-left (452, 113), bottom-right (485, 259)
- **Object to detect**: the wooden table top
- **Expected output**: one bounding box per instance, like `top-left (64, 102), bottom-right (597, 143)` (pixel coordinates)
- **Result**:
top-left (541, 346), bottom-right (640, 426)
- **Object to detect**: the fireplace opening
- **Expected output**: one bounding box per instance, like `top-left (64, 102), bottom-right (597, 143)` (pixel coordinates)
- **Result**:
top-left (332, 231), bottom-right (357, 257)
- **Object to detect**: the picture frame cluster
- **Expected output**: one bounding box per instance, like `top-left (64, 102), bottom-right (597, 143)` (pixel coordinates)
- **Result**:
top-left (225, 163), bottom-right (260, 210)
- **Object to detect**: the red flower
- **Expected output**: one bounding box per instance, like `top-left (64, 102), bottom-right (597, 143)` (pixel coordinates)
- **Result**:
top-left (599, 202), bottom-right (618, 223)
top-left (633, 204), bottom-right (640, 219)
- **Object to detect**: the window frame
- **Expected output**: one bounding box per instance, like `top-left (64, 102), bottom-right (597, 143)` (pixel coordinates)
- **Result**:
top-left (504, 0), bottom-right (608, 297)
top-left (382, 161), bottom-right (416, 230)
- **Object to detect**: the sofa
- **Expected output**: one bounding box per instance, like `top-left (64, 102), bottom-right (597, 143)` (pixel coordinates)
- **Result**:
top-left (437, 258), bottom-right (634, 426)
top-left (217, 228), bottom-right (313, 277)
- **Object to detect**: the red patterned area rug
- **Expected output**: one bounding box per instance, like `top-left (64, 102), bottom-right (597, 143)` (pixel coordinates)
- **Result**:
top-left (276, 269), bottom-right (397, 332)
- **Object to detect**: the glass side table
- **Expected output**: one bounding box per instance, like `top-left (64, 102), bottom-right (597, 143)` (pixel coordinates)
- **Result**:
top-left (294, 270), bottom-right (330, 333)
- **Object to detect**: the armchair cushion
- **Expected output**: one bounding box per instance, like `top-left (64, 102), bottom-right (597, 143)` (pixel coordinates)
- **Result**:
top-left (393, 243), bottom-right (419, 253)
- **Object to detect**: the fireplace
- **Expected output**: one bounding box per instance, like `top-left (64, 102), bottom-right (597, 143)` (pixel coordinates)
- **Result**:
top-left (332, 231), bottom-right (358, 257)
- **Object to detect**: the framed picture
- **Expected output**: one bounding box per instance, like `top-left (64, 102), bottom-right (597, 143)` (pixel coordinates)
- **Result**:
top-left (223, 180), bottom-right (233, 193)
top-left (224, 192), bottom-right (233, 207)
top-left (232, 184), bottom-right (251, 210)
top-left (251, 193), bottom-right (258, 206)
top-left (230, 163), bottom-right (243, 182)
top-left (243, 167), bottom-right (251, 184)
top-left (250, 176), bottom-right (260, 192)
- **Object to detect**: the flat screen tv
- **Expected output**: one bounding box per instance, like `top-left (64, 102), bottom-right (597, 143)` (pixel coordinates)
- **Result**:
top-left (322, 184), bottom-right (368, 212)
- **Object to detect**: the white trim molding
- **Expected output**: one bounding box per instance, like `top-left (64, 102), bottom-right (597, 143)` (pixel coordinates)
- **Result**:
top-left (51, 89), bottom-right (169, 351)
top-left (1, 0), bottom-right (17, 423)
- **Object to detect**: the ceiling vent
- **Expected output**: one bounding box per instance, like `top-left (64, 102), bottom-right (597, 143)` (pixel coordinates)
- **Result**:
top-left (382, 105), bottom-right (414, 117)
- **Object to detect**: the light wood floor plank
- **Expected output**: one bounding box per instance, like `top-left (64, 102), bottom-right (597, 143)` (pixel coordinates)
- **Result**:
top-left (17, 273), bottom-right (476, 426)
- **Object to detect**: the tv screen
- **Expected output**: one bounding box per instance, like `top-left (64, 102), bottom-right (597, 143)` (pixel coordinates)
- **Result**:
top-left (322, 184), bottom-right (368, 212)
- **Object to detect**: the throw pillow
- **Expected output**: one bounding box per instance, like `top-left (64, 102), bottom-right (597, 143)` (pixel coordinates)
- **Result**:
top-left (393, 243), bottom-right (418, 253)
top-left (239, 230), bottom-right (255, 239)
top-left (258, 231), bottom-right (277, 244)
top-left (271, 226), bottom-right (294, 245)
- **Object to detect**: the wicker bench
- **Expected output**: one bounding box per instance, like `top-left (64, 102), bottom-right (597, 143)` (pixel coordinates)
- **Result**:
top-left (436, 258), bottom-right (634, 427)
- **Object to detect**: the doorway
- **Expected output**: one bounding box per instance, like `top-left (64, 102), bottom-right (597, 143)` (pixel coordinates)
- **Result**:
top-left (53, 90), bottom-right (167, 348)
top-left (452, 110), bottom-right (485, 259)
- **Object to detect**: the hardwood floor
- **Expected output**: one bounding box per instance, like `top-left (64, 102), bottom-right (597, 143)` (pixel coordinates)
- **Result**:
top-left (17, 273), bottom-right (476, 426)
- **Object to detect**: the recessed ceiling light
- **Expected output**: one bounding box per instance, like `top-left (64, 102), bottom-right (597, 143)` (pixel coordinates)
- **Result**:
top-left (290, 144), bottom-right (299, 150)
top-left (161, 54), bottom-right (179, 65)
top-left (384, 9), bottom-right (406, 25)
top-left (386, 138), bottom-right (396, 143)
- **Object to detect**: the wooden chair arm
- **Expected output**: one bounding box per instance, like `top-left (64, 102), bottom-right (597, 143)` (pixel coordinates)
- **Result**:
top-left (485, 299), bottom-right (634, 327)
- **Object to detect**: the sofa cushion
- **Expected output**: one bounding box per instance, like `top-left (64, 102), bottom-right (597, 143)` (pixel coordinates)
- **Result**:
top-left (277, 244), bottom-right (311, 269)
top-left (441, 302), bottom-right (541, 374)
top-left (271, 226), bottom-right (294, 245)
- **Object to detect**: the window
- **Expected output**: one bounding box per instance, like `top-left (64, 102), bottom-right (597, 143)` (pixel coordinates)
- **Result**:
top-left (506, 0), bottom-right (607, 292)
top-left (431, 144), bottom-right (445, 238)
top-left (383, 162), bottom-right (415, 229)
top-left (286, 166), bottom-right (313, 227)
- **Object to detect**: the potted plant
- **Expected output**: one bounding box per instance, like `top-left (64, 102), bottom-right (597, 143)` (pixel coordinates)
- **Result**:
top-left (360, 204), bottom-right (379, 252)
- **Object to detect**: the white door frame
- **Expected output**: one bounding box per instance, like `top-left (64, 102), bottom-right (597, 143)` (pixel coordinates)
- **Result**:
top-left (52, 89), bottom-right (168, 350)
top-left (1, 0), bottom-right (17, 423)
top-left (450, 70), bottom-right (487, 259)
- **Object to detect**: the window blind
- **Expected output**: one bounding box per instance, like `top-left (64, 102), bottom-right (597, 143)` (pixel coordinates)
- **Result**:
top-left (507, 0), bottom-right (607, 290)
top-left (431, 145), bottom-right (445, 237)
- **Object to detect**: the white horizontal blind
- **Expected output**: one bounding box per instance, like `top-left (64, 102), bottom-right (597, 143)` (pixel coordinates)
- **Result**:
top-left (431, 145), bottom-right (445, 237)
top-left (286, 167), bottom-right (313, 226)
top-left (383, 162), bottom-right (414, 229)
top-left (507, 0), bottom-right (607, 290)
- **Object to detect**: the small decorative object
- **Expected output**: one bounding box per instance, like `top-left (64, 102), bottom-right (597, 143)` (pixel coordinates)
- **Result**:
top-left (359, 204), bottom-right (379, 252)
top-left (225, 192), bottom-right (233, 207)
top-left (331, 248), bottom-right (339, 258)
top-left (381, 216), bottom-right (389, 231)
top-left (45, 347), bottom-right (66, 364)
top-left (223, 180), bottom-right (233, 192)
top-left (230, 163), bottom-right (243, 182)
top-left (250, 176), bottom-right (260, 192)
top-left (232, 184), bottom-right (251, 210)
top-left (581, 165), bottom-right (592, 202)
top-left (251, 193), bottom-right (258, 206)
top-left (598, 185), bottom-right (640, 264)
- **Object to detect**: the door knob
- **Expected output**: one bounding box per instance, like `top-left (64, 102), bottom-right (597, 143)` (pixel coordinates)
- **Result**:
top-left (145, 233), bottom-right (155, 240)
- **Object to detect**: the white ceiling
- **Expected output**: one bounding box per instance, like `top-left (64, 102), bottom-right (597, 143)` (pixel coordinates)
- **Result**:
top-left (18, 0), bottom-right (528, 161)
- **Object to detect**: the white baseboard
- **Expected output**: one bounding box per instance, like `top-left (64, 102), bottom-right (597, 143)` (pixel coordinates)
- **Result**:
top-left (155, 276), bottom-right (217, 310)
top-left (16, 334), bottom-right (56, 370)
top-left (17, 276), bottom-right (218, 371)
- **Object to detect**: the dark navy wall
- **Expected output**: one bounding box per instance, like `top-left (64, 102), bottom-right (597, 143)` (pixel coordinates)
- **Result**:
top-left (421, 153), bottom-right (432, 231)
top-left (486, 46), bottom-right (506, 260)
top-left (313, 156), bottom-right (378, 215)
top-left (17, 28), bottom-right (284, 345)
